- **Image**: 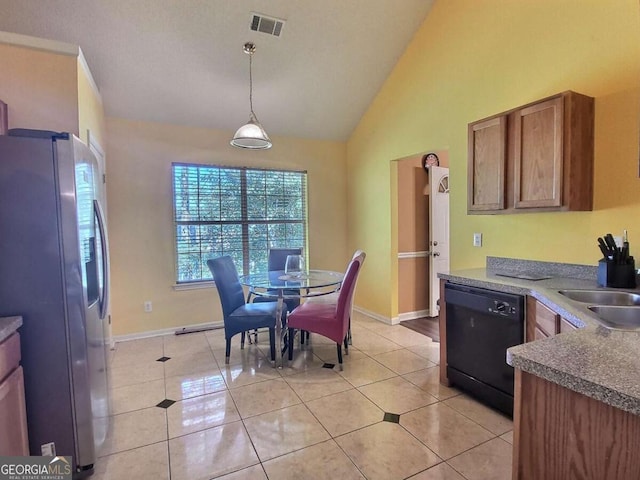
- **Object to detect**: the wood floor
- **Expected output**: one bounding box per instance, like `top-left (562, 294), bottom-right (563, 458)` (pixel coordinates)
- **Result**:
top-left (401, 316), bottom-right (440, 342)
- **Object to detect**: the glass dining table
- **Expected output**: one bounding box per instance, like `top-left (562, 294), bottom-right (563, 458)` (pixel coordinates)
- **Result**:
top-left (239, 269), bottom-right (344, 367)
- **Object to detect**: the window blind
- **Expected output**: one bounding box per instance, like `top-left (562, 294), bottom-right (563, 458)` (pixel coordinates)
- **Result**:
top-left (172, 163), bottom-right (307, 283)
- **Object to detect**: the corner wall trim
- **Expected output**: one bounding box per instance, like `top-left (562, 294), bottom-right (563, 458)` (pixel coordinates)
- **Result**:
top-left (78, 47), bottom-right (103, 103)
top-left (0, 30), bottom-right (78, 56)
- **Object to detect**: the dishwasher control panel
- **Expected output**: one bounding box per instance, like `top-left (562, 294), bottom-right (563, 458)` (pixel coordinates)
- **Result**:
top-left (490, 300), bottom-right (517, 316)
top-left (444, 282), bottom-right (524, 320)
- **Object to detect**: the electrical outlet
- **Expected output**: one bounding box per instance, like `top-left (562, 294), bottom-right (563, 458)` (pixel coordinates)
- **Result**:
top-left (144, 301), bottom-right (152, 313)
top-left (473, 233), bottom-right (482, 247)
top-left (41, 442), bottom-right (56, 456)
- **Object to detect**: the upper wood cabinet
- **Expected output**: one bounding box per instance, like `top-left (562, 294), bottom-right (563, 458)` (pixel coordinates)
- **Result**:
top-left (514, 97), bottom-right (563, 208)
top-left (468, 91), bottom-right (594, 214)
top-left (467, 116), bottom-right (507, 211)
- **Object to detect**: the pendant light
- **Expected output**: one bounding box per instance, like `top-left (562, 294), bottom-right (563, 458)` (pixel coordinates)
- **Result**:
top-left (230, 42), bottom-right (272, 149)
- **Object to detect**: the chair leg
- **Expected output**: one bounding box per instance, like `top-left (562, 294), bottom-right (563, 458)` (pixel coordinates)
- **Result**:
top-left (241, 331), bottom-right (245, 349)
top-left (268, 327), bottom-right (276, 364)
top-left (348, 315), bottom-right (352, 345)
top-left (336, 343), bottom-right (343, 370)
top-left (288, 328), bottom-right (295, 361)
top-left (225, 338), bottom-right (231, 365)
top-left (344, 335), bottom-right (349, 355)
top-left (301, 329), bottom-right (305, 345)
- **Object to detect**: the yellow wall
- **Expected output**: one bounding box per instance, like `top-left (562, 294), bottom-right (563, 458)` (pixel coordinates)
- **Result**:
top-left (347, 0), bottom-right (640, 319)
top-left (0, 43), bottom-right (78, 134)
top-left (77, 58), bottom-right (106, 147)
top-left (106, 118), bottom-right (348, 336)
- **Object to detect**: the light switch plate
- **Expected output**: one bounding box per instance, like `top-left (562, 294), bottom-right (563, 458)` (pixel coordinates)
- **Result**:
top-left (473, 233), bottom-right (482, 247)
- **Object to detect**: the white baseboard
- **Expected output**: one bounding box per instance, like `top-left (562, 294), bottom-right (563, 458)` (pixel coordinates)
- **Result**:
top-left (352, 306), bottom-right (397, 325)
top-left (398, 309), bottom-right (432, 322)
top-left (113, 321), bottom-right (224, 344)
top-left (115, 304), bottom-right (431, 344)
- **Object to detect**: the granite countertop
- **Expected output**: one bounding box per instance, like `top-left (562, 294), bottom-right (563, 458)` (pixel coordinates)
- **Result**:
top-left (439, 257), bottom-right (640, 416)
top-left (0, 316), bottom-right (23, 343)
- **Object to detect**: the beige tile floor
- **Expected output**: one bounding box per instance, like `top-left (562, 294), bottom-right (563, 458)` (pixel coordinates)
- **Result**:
top-left (94, 312), bottom-right (513, 480)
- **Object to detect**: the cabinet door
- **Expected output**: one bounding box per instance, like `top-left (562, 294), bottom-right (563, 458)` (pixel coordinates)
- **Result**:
top-left (513, 97), bottom-right (563, 208)
top-left (0, 100), bottom-right (7, 135)
top-left (560, 317), bottom-right (577, 332)
top-left (526, 296), bottom-right (561, 341)
top-left (467, 115), bottom-right (507, 212)
top-left (534, 327), bottom-right (550, 340)
top-left (0, 366), bottom-right (29, 456)
top-left (535, 301), bottom-right (560, 337)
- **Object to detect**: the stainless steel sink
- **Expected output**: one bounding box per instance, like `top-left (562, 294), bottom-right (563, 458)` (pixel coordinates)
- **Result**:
top-left (588, 306), bottom-right (640, 331)
top-left (558, 289), bottom-right (640, 306)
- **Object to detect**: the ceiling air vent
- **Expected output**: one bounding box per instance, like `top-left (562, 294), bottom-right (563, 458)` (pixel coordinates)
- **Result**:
top-left (250, 12), bottom-right (286, 37)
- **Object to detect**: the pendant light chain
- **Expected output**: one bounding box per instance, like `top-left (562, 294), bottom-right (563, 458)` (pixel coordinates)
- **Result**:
top-left (248, 51), bottom-right (255, 117)
top-left (230, 41), bottom-right (272, 149)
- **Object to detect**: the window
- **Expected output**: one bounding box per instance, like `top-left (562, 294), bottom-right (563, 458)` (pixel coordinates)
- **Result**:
top-left (172, 163), bottom-right (307, 283)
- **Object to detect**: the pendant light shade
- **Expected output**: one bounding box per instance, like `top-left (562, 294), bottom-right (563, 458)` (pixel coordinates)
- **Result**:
top-left (231, 113), bottom-right (272, 149)
top-left (231, 42), bottom-right (272, 150)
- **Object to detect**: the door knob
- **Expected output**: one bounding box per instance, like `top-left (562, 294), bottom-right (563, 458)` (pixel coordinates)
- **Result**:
top-left (433, 252), bottom-right (440, 257)
top-left (433, 241), bottom-right (438, 246)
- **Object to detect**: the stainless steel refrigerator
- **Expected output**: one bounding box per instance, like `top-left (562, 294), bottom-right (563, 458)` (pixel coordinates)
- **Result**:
top-left (0, 129), bottom-right (110, 478)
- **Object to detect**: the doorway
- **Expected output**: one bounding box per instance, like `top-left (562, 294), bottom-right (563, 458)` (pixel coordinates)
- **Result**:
top-left (394, 150), bottom-right (450, 322)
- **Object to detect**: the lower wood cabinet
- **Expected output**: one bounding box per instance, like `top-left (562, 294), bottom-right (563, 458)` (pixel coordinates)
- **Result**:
top-left (0, 100), bottom-right (7, 135)
top-left (513, 370), bottom-right (640, 480)
top-left (0, 332), bottom-right (29, 456)
top-left (526, 296), bottom-right (576, 341)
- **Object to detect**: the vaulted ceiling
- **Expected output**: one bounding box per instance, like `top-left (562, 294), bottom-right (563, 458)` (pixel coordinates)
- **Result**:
top-left (0, 0), bottom-right (434, 141)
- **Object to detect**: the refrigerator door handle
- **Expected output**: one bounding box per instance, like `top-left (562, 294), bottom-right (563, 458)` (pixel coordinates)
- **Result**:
top-left (94, 199), bottom-right (110, 320)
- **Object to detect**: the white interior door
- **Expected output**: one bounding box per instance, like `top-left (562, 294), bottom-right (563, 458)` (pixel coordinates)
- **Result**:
top-left (429, 166), bottom-right (450, 316)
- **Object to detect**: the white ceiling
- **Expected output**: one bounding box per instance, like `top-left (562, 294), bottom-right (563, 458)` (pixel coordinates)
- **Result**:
top-left (0, 0), bottom-right (434, 141)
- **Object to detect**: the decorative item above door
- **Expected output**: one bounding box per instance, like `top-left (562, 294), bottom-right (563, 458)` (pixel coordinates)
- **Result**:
top-left (422, 152), bottom-right (440, 171)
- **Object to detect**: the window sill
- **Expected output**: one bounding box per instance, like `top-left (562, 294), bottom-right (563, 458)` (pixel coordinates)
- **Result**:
top-left (173, 281), bottom-right (215, 291)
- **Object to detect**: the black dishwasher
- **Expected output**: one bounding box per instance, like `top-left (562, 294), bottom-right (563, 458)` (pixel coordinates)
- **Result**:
top-left (445, 283), bottom-right (524, 416)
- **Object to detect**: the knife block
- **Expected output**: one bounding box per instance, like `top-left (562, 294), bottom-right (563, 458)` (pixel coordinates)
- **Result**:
top-left (597, 259), bottom-right (636, 288)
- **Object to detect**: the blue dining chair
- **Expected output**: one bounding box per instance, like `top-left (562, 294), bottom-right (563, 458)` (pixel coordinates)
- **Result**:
top-left (207, 256), bottom-right (278, 364)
